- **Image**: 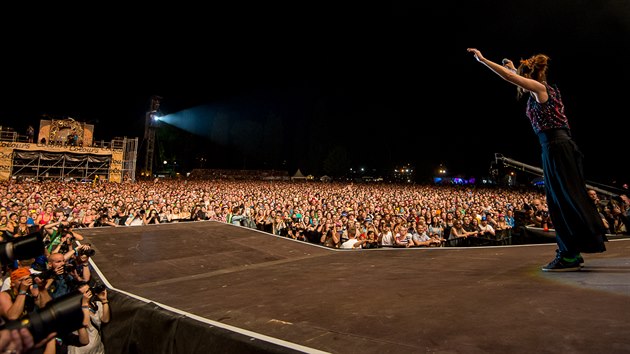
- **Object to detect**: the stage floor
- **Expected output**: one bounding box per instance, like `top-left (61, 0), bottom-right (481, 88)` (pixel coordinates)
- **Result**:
top-left (82, 221), bottom-right (630, 354)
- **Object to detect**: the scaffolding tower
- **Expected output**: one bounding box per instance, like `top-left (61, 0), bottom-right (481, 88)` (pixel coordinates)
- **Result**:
top-left (5, 138), bottom-right (138, 182)
top-left (121, 137), bottom-right (138, 182)
top-left (142, 95), bottom-right (162, 177)
top-left (0, 116), bottom-right (139, 182)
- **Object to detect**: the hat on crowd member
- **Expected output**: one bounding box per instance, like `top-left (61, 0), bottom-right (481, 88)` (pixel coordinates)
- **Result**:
top-left (10, 268), bottom-right (32, 285)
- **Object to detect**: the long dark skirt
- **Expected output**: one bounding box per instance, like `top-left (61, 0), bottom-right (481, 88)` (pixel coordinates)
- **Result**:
top-left (538, 129), bottom-right (606, 257)
top-left (539, 129), bottom-right (606, 256)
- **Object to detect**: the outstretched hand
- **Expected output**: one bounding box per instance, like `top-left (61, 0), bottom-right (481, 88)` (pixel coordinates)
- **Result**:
top-left (467, 48), bottom-right (484, 62)
top-left (468, 48), bottom-right (517, 73)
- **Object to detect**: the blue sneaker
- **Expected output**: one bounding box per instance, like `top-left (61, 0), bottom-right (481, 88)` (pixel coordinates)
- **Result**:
top-left (542, 253), bottom-right (581, 272)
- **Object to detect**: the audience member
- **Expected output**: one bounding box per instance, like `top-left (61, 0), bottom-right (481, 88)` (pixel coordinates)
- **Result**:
top-left (44, 253), bottom-right (77, 300)
top-left (340, 230), bottom-right (365, 249)
top-left (67, 283), bottom-right (110, 354)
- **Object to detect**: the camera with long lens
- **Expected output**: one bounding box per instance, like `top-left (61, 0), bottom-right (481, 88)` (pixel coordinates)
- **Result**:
top-left (78, 244), bottom-right (96, 257)
top-left (0, 291), bottom-right (84, 343)
top-left (0, 231), bottom-right (45, 266)
top-left (36, 264), bottom-right (74, 281)
top-left (35, 268), bottom-right (56, 281)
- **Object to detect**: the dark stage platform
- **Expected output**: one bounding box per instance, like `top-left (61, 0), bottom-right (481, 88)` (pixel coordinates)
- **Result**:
top-left (82, 222), bottom-right (630, 354)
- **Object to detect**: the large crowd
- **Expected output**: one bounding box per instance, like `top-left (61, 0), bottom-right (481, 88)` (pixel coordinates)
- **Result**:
top-left (0, 177), bottom-right (628, 352)
top-left (2, 179), bottom-right (544, 248)
top-left (2, 178), bottom-right (628, 249)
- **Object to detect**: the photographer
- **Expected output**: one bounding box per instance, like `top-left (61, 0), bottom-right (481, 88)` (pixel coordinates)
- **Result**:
top-left (319, 221), bottom-right (340, 248)
top-left (0, 227), bottom-right (86, 354)
top-left (43, 217), bottom-right (84, 256)
top-left (0, 268), bottom-right (55, 353)
top-left (49, 233), bottom-right (76, 257)
top-left (124, 208), bottom-right (144, 226)
top-left (190, 205), bottom-right (206, 222)
top-left (110, 208), bottom-right (125, 226)
top-left (526, 198), bottom-right (553, 229)
top-left (607, 197), bottom-right (630, 235)
top-left (287, 216), bottom-right (307, 241)
top-left (145, 209), bottom-right (161, 225)
top-left (67, 282), bottom-right (109, 354)
top-left (63, 245), bottom-right (94, 284)
top-left (0, 268), bottom-right (51, 321)
top-left (1, 259), bottom-right (40, 293)
top-left (88, 209), bottom-right (118, 228)
top-left (42, 253), bottom-right (77, 300)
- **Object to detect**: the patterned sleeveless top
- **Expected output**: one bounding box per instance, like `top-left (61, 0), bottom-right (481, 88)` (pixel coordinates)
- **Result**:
top-left (525, 82), bottom-right (570, 134)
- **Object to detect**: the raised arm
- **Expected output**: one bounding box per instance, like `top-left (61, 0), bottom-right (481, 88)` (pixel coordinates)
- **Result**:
top-left (467, 48), bottom-right (547, 102)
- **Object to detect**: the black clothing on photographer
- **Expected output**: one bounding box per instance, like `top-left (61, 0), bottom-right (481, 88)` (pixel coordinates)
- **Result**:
top-left (47, 273), bottom-right (76, 300)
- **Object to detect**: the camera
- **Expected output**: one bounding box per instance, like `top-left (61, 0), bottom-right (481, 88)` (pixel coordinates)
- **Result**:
top-left (91, 282), bottom-right (107, 295)
top-left (58, 242), bottom-right (74, 255)
top-left (78, 244), bottom-right (95, 257)
top-left (0, 232), bottom-right (45, 266)
top-left (64, 264), bottom-right (76, 273)
top-left (1, 291), bottom-right (84, 343)
top-left (57, 222), bottom-right (75, 234)
top-left (35, 268), bottom-right (56, 281)
top-left (79, 248), bottom-right (96, 257)
top-left (36, 263), bottom-right (75, 280)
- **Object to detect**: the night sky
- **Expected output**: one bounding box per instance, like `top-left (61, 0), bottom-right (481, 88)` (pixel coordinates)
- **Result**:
top-left (2, 3), bottom-right (629, 186)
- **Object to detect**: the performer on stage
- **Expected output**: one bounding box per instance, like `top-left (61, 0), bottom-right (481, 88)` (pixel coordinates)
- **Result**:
top-left (467, 48), bottom-right (607, 271)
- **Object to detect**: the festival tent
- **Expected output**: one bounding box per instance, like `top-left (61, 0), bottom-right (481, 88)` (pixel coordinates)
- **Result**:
top-left (291, 168), bottom-right (307, 181)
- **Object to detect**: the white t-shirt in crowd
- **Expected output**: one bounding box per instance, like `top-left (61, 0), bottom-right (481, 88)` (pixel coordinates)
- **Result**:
top-left (341, 238), bottom-right (361, 249)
